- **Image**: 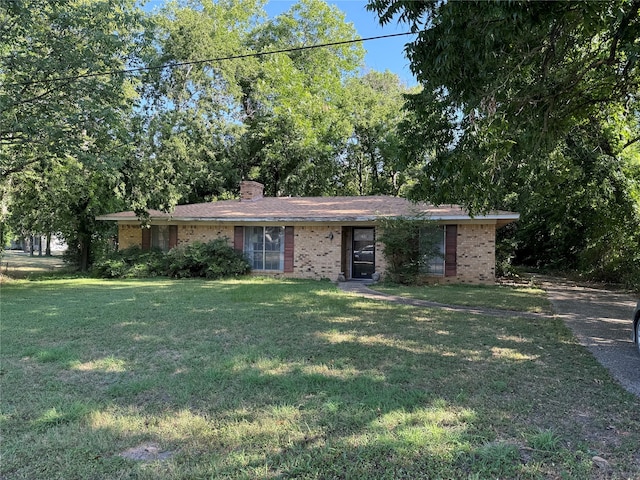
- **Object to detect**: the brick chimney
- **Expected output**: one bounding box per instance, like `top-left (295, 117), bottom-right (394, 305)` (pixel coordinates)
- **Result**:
top-left (240, 181), bottom-right (264, 201)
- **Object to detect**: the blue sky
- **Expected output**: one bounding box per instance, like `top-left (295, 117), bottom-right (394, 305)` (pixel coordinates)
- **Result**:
top-left (265, 0), bottom-right (417, 86)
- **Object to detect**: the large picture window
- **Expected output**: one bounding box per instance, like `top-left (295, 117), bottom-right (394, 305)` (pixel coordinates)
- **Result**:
top-left (244, 226), bottom-right (285, 271)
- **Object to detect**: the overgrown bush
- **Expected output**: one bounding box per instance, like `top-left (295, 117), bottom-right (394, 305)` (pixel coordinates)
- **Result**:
top-left (495, 222), bottom-right (519, 278)
top-left (378, 214), bottom-right (442, 285)
top-left (164, 239), bottom-right (251, 279)
top-left (93, 240), bottom-right (251, 279)
top-left (92, 246), bottom-right (166, 278)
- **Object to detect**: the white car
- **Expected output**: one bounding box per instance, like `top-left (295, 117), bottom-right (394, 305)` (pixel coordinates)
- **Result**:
top-left (634, 301), bottom-right (640, 356)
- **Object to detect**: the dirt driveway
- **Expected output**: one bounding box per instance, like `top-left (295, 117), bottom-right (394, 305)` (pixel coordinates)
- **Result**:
top-left (540, 277), bottom-right (639, 397)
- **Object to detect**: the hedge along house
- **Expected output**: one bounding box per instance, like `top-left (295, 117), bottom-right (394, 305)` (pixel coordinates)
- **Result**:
top-left (96, 181), bottom-right (519, 284)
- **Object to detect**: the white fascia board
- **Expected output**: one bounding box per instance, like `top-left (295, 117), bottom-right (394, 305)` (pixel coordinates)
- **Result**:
top-left (430, 214), bottom-right (520, 222)
top-left (156, 216), bottom-right (382, 223)
top-left (97, 213), bottom-right (520, 223)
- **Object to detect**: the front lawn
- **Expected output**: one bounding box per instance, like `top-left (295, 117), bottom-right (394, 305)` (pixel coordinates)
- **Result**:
top-left (372, 282), bottom-right (553, 313)
top-left (1, 278), bottom-right (638, 479)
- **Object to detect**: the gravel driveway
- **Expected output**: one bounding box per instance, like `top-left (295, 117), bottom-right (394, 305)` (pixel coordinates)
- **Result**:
top-left (540, 277), bottom-right (640, 397)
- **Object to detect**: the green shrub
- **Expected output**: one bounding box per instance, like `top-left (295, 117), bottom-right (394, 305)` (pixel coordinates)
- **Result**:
top-left (92, 240), bottom-right (250, 280)
top-left (378, 214), bottom-right (442, 285)
top-left (165, 239), bottom-right (250, 279)
top-left (92, 246), bottom-right (166, 278)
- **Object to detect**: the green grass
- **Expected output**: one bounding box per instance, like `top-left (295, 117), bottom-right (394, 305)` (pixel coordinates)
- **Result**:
top-left (372, 282), bottom-right (553, 313)
top-left (2, 277), bottom-right (639, 479)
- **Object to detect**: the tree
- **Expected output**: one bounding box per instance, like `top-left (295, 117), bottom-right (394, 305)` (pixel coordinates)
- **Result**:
top-left (0, 0), bottom-right (149, 178)
top-left (368, 0), bottom-right (640, 285)
top-left (1, 0), bottom-right (150, 268)
top-left (127, 0), bottom-right (265, 212)
top-left (139, 0), bottom-right (364, 206)
top-left (512, 121), bottom-right (640, 282)
top-left (8, 157), bottom-right (125, 268)
top-left (367, 0), bottom-right (640, 207)
top-left (338, 71), bottom-right (415, 196)
top-left (240, 0), bottom-right (364, 196)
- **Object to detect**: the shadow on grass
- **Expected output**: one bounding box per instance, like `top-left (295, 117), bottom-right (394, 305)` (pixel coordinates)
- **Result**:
top-left (2, 278), bottom-right (639, 479)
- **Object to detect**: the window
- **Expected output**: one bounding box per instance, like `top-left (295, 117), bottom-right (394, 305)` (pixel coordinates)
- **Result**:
top-left (422, 226), bottom-right (445, 276)
top-left (244, 226), bottom-right (285, 271)
top-left (142, 225), bottom-right (177, 252)
top-left (151, 225), bottom-right (170, 252)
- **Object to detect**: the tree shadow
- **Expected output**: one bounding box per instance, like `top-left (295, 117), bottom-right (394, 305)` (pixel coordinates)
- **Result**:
top-left (3, 278), bottom-right (640, 479)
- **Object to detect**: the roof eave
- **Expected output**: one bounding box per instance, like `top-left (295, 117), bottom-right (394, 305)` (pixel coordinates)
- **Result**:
top-left (96, 213), bottom-right (520, 224)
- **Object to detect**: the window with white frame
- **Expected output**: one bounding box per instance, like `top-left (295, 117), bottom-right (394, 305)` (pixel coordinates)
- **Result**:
top-left (244, 226), bottom-right (285, 271)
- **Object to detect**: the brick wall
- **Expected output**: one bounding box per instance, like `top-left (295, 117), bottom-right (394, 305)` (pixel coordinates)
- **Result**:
top-left (290, 225), bottom-right (342, 280)
top-left (455, 223), bottom-right (496, 284)
top-left (375, 223), bottom-right (497, 285)
top-left (374, 236), bottom-right (387, 277)
top-left (118, 224), bottom-right (142, 249)
top-left (240, 181), bottom-right (264, 201)
top-left (118, 223), bottom-right (235, 250)
top-left (116, 221), bottom-right (497, 284)
top-left (177, 224), bottom-right (234, 247)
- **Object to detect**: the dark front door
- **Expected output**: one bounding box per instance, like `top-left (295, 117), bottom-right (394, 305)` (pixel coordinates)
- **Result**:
top-left (352, 228), bottom-right (375, 279)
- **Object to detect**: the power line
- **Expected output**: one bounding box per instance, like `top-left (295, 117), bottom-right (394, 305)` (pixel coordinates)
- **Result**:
top-left (8, 31), bottom-right (416, 88)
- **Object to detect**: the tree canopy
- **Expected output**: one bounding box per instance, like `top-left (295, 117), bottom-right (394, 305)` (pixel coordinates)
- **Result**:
top-left (367, 0), bottom-right (640, 285)
top-left (368, 0), bottom-right (640, 208)
top-left (1, 0), bottom-right (150, 268)
top-left (1, 0), bottom-right (404, 268)
top-left (3, 0), bottom-right (637, 285)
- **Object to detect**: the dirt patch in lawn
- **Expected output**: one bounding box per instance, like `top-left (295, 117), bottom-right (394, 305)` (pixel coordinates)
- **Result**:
top-left (118, 443), bottom-right (175, 462)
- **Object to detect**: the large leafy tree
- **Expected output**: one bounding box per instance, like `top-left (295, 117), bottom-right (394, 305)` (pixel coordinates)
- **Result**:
top-left (8, 157), bottom-right (125, 268)
top-left (130, 0), bottom-right (264, 211)
top-left (367, 0), bottom-right (639, 207)
top-left (240, 0), bottom-right (364, 196)
top-left (368, 0), bottom-right (640, 284)
top-left (140, 0), bottom-right (364, 204)
top-left (338, 71), bottom-right (415, 196)
top-left (1, 0), bottom-right (149, 268)
top-left (0, 0), bottom-right (148, 178)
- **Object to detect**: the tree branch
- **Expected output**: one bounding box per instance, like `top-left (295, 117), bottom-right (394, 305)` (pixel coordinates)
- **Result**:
top-left (0, 158), bottom-right (41, 179)
top-left (622, 135), bottom-right (640, 151)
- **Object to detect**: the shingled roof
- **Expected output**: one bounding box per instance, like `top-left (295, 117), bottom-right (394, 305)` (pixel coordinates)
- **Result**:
top-left (97, 195), bottom-right (519, 226)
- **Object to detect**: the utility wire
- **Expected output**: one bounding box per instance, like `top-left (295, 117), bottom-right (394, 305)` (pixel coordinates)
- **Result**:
top-left (8, 31), bottom-right (416, 88)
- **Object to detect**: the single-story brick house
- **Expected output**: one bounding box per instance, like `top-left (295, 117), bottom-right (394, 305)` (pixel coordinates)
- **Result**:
top-left (97, 181), bottom-right (519, 284)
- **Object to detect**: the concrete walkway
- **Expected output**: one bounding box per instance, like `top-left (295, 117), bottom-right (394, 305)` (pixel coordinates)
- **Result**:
top-left (337, 281), bottom-right (553, 320)
top-left (540, 278), bottom-right (639, 397)
top-left (338, 280), bottom-right (640, 397)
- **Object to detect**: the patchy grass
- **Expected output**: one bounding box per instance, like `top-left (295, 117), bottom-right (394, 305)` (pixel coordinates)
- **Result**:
top-left (372, 282), bottom-right (553, 313)
top-left (1, 277), bottom-right (638, 479)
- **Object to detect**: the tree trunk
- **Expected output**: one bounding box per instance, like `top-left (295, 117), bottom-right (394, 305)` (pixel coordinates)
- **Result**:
top-left (78, 233), bottom-right (91, 271)
top-left (76, 217), bottom-right (92, 271)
